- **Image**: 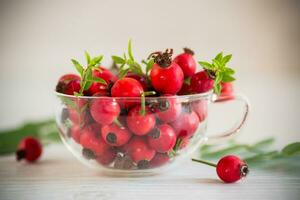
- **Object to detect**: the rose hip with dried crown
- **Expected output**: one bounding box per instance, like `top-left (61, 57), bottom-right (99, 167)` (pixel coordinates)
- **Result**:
top-left (192, 155), bottom-right (249, 183)
top-left (174, 48), bottom-right (197, 78)
top-left (16, 137), bottom-right (42, 162)
top-left (149, 49), bottom-right (184, 94)
top-left (147, 124), bottom-right (177, 153)
top-left (101, 124), bottom-right (132, 146)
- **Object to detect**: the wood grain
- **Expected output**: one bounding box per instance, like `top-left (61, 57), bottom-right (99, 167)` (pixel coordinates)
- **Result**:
top-left (0, 145), bottom-right (299, 200)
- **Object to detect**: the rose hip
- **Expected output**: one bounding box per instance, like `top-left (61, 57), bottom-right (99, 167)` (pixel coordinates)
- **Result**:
top-left (56, 74), bottom-right (81, 95)
top-left (190, 70), bottom-right (214, 93)
top-left (85, 67), bottom-right (117, 96)
top-left (170, 110), bottom-right (199, 138)
top-left (111, 77), bottom-right (143, 98)
top-left (96, 148), bottom-right (116, 166)
top-left (147, 124), bottom-right (177, 153)
top-left (90, 98), bottom-right (120, 125)
top-left (155, 96), bottom-right (182, 123)
top-left (126, 137), bottom-right (155, 168)
top-left (126, 105), bottom-right (156, 136)
top-left (16, 137), bottom-right (42, 162)
top-left (149, 153), bottom-right (170, 168)
top-left (126, 72), bottom-right (148, 91)
top-left (192, 155), bottom-right (249, 183)
top-left (79, 124), bottom-right (110, 156)
top-left (174, 48), bottom-right (196, 78)
top-left (149, 49), bottom-right (184, 94)
top-left (192, 100), bottom-right (208, 122)
top-left (101, 124), bottom-right (132, 146)
top-left (69, 124), bottom-right (81, 143)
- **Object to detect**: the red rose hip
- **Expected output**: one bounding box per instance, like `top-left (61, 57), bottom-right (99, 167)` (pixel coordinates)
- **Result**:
top-left (170, 110), bottom-right (199, 138)
top-left (174, 48), bottom-right (197, 78)
top-left (155, 96), bottom-right (182, 123)
top-left (101, 124), bottom-right (132, 146)
top-left (80, 124), bottom-right (110, 156)
top-left (126, 137), bottom-right (155, 168)
top-left (16, 137), bottom-right (42, 162)
top-left (126, 105), bottom-right (156, 136)
top-left (147, 124), bottom-right (176, 153)
top-left (90, 98), bottom-right (120, 125)
top-left (111, 77), bottom-right (143, 98)
top-left (149, 153), bottom-right (170, 168)
top-left (190, 70), bottom-right (214, 93)
top-left (149, 49), bottom-right (184, 94)
top-left (216, 155), bottom-right (249, 183)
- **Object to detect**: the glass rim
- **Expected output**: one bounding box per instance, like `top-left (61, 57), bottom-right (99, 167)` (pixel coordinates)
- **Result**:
top-left (54, 90), bottom-right (213, 100)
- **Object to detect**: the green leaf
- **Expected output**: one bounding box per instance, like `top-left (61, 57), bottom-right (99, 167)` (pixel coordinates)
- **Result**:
top-left (71, 59), bottom-right (84, 76)
top-left (282, 142), bottom-right (300, 156)
top-left (112, 55), bottom-right (125, 64)
top-left (214, 83), bottom-right (221, 94)
top-left (146, 59), bottom-right (154, 75)
top-left (83, 81), bottom-right (93, 90)
top-left (215, 52), bottom-right (223, 61)
top-left (224, 68), bottom-right (235, 75)
top-left (251, 138), bottom-right (275, 149)
top-left (128, 39), bottom-right (134, 61)
top-left (92, 77), bottom-right (107, 85)
top-left (119, 68), bottom-right (130, 79)
top-left (222, 54), bottom-right (232, 65)
top-left (84, 51), bottom-right (91, 64)
top-left (212, 59), bottom-right (222, 68)
top-left (90, 55), bottom-right (103, 66)
top-left (222, 73), bottom-right (236, 82)
top-left (198, 61), bottom-right (212, 69)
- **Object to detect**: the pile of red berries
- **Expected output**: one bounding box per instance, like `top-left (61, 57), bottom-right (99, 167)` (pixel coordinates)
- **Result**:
top-left (55, 40), bottom-right (235, 170)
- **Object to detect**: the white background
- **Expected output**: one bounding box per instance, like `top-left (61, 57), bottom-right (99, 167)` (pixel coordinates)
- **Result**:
top-left (0, 0), bottom-right (299, 146)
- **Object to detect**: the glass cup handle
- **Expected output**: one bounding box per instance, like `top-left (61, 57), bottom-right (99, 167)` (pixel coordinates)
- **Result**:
top-left (206, 93), bottom-right (250, 143)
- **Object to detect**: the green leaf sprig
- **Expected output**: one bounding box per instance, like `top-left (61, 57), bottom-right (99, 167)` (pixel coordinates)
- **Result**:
top-left (199, 52), bottom-right (235, 94)
top-left (111, 40), bottom-right (144, 78)
top-left (71, 51), bottom-right (107, 96)
top-left (198, 138), bottom-right (300, 168)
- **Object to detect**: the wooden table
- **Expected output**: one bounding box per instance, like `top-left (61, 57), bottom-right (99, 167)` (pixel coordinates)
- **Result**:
top-left (0, 145), bottom-right (299, 200)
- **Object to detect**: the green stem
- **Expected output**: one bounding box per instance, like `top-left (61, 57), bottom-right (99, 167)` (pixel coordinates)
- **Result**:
top-left (191, 158), bottom-right (217, 167)
top-left (113, 118), bottom-right (123, 127)
top-left (139, 91), bottom-right (156, 116)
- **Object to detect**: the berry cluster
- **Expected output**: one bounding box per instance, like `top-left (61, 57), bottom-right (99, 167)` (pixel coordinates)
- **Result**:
top-left (55, 40), bottom-right (235, 170)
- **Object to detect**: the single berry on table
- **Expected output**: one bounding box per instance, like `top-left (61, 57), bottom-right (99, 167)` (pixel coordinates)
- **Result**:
top-left (16, 137), bottom-right (42, 162)
top-left (192, 155), bottom-right (249, 183)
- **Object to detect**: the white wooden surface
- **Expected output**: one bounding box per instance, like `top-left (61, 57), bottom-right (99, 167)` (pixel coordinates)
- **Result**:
top-left (0, 145), bottom-right (299, 200)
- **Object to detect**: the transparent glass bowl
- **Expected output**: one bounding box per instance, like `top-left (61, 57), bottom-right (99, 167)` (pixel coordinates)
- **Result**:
top-left (55, 91), bottom-right (249, 176)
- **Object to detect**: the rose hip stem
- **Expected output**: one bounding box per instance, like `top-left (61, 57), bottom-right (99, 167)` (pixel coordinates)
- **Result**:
top-left (191, 158), bottom-right (217, 167)
top-left (140, 91), bottom-right (156, 116)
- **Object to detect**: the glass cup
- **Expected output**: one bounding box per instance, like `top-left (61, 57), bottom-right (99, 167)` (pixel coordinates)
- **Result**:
top-left (55, 90), bottom-right (249, 176)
